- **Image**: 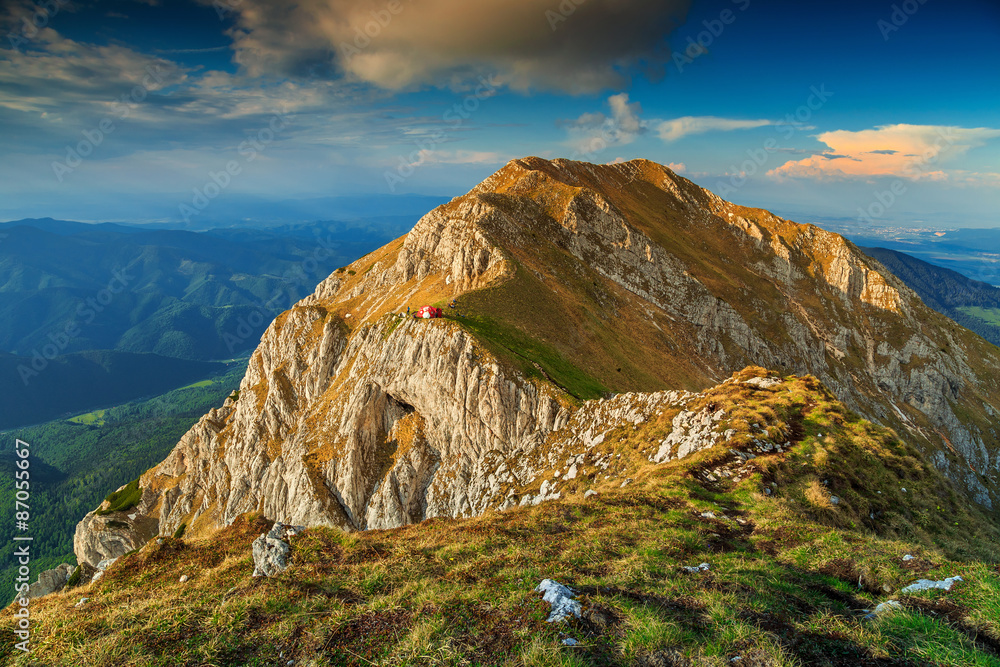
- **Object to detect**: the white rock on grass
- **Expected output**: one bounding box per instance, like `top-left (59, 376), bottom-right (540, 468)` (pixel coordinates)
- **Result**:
top-left (96, 557), bottom-right (118, 571)
top-left (900, 576), bottom-right (963, 593)
top-left (864, 600), bottom-right (901, 620)
top-left (743, 377), bottom-right (781, 389)
top-left (252, 523), bottom-right (304, 578)
top-left (535, 579), bottom-right (582, 623)
top-left (682, 562), bottom-right (710, 573)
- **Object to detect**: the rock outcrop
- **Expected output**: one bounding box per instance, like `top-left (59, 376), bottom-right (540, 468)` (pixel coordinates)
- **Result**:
top-left (73, 483), bottom-right (160, 570)
top-left (73, 157), bottom-right (1000, 567)
top-left (252, 523), bottom-right (303, 578)
top-left (26, 563), bottom-right (74, 599)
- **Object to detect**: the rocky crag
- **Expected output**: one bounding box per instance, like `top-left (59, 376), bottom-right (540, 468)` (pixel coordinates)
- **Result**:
top-left (75, 157), bottom-right (1000, 569)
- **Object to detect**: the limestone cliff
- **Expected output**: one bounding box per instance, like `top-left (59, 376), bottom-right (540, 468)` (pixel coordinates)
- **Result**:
top-left (74, 157), bottom-right (1000, 568)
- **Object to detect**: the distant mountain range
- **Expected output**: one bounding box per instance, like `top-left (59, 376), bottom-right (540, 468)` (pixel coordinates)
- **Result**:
top-left (0, 193), bottom-right (450, 229)
top-left (862, 246), bottom-right (1000, 347)
top-left (0, 216), bottom-right (417, 430)
top-left (0, 218), bottom-right (410, 361)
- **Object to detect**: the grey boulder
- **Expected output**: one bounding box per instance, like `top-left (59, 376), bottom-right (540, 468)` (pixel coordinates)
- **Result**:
top-left (252, 523), bottom-right (304, 577)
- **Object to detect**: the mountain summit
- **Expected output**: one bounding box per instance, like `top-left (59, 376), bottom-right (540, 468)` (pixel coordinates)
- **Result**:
top-left (74, 157), bottom-right (1000, 568)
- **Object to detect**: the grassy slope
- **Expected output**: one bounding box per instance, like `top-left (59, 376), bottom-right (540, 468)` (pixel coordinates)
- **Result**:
top-left (7, 370), bottom-right (999, 667)
top-left (959, 307), bottom-right (1000, 327)
top-left (455, 214), bottom-right (715, 399)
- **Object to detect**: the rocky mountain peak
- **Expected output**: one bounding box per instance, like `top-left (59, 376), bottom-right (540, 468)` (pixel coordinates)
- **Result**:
top-left (74, 157), bottom-right (1000, 570)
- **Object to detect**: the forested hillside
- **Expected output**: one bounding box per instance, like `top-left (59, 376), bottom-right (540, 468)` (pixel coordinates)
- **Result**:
top-left (0, 361), bottom-right (246, 606)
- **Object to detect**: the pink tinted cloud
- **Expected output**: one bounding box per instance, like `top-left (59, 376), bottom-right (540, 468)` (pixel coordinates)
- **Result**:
top-left (768, 124), bottom-right (1000, 182)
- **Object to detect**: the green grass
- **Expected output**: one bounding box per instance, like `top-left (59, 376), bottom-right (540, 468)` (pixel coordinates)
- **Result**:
top-left (177, 379), bottom-right (215, 390)
top-left (459, 311), bottom-right (607, 401)
top-left (95, 479), bottom-right (142, 516)
top-left (66, 409), bottom-right (107, 426)
top-left (382, 315), bottom-right (403, 340)
top-left (957, 306), bottom-right (1000, 326)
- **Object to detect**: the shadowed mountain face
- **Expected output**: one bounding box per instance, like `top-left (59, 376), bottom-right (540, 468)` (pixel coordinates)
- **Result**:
top-left (0, 350), bottom-right (225, 430)
top-left (74, 158), bottom-right (1000, 568)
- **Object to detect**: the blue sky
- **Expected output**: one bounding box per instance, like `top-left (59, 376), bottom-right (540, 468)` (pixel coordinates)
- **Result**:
top-left (0, 0), bottom-right (998, 227)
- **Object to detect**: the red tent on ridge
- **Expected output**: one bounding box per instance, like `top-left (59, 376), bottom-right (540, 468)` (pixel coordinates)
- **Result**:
top-left (414, 305), bottom-right (443, 319)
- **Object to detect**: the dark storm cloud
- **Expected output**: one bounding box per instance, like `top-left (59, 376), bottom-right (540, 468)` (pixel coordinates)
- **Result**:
top-left (205, 0), bottom-right (692, 92)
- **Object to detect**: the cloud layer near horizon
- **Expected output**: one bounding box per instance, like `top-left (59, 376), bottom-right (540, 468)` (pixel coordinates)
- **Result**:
top-left (206, 0), bottom-right (691, 92)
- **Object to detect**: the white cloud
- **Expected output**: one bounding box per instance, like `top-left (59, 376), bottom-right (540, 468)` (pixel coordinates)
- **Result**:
top-left (563, 100), bottom-right (777, 162)
top-left (405, 149), bottom-right (505, 168)
top-left (656, 116), bottom-right (773, 142)
top-left (608, 93), bottom-right (642, 135)
top-left (564, 93), bottom-right (647, 155)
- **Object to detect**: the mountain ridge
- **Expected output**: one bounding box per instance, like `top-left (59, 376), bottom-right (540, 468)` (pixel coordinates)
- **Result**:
top-left (72, 157), bottom-right (1000, 572)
